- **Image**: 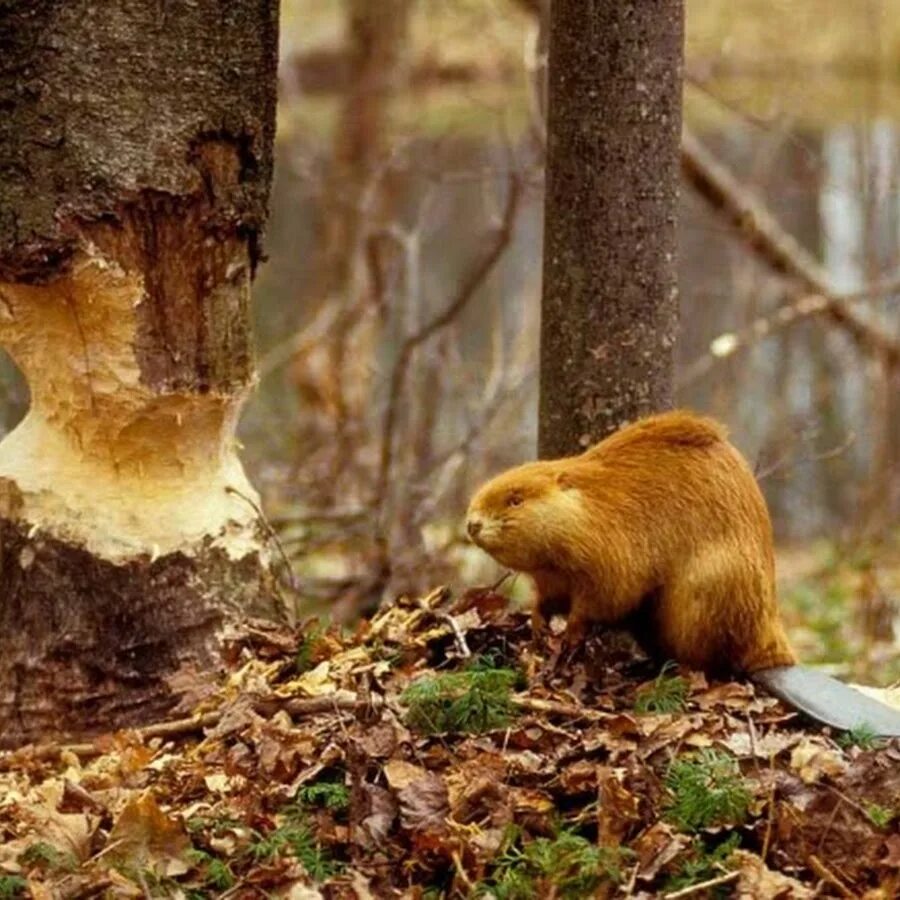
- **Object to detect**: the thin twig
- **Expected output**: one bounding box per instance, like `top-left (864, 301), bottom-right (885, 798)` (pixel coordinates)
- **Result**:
top-left (623, 861), bottom-right (640, 897)
top-left (680, 128), bottom-right (900, 379)
top-left (0, 693), bottom-right (385, 767)
top-left (227, 485), bottom-right (297, 607)
top-left (679, 281), bottom-right (900, 388)
top-left (755, 431), bottom-right (856, 482)
top-left (806, 854), bottom-right (857, 899)
top-left (663, 870), bottom-right (740, 899)
top-left (512, 695), bottom-right (610, 721)
top-left (416, 596), bottom-right (472, 658)
top-left (374, 170), bottom-right (523, 519)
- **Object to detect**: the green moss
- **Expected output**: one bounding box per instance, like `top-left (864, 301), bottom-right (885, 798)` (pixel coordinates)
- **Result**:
top-left (634, 661), bottom-right (689, 715)
top-left (664, 750), bottom-right (751, 832)
top-left (17, 841), bottom-right (76, 873)
top-left (866, 804), bottom-right (896, 829)
top-left (837, 724), bottom-right (884, 751)
top-left (475, 827), bottom-right (631, 899)
top-left (663, 834), bottom-right (740, 896)
top-left (295, 625), bottom-right (323, 674)
top-left (297, 779), bottom-right (350, 811)
top-left (186, 849), bottom-right (235, 891)
top-left (247, 802), bottom-right (339, 882)
top-left (0, 877), bottom-right (27, 900)
top-left (402, 661), bottom-right (519, 735)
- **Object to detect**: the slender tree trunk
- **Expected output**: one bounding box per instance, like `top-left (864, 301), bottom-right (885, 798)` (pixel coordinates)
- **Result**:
top-left (0, 0), bottom-right (279, 744)
top-left (538, 1), bottom-right (684, 457)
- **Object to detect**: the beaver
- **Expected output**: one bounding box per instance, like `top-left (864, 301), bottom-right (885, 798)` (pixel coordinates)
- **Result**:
top-left (466, 411), bottom-right (900, 735)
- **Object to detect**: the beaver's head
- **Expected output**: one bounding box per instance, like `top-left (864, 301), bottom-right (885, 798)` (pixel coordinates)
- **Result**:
top-left (465, 460), bottom-right (583, 571)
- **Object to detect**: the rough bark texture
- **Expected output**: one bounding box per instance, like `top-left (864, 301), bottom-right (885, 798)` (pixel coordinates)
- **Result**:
top-left (538, 0), bottom-right (684, 457)
top-left (0, 0), bottom-right (279, 744)
top-left (0, 0), bottom-right (276, 287)
top-left (0, 516), bottom-right (262, 747)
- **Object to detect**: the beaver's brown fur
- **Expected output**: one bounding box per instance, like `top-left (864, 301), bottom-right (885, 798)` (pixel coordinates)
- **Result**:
top-left (466, 411), bottom-right (796, 674)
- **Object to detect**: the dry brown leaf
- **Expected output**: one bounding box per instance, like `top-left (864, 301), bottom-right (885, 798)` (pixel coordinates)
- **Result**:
top-left (883, 834), bottom-right (900, 869)
top-left (692, 681), bottom-right (756, 709)
top-left (278, 884), bottom-right (325, 899)
top-left (720, 730), bottom-right (802, 759)
top-left (631, 821), bottom-right (689, 881)
top-left (383, 759), bottom-right (428, 791)
top-left (789, 739), bottom-right (847, 783)
top-left (358, 784), bottom-right (397, 846)
top-left (397, 772), bottom-right (449, 832)
top-left (597, 766), bottom-right (641, 845)
top-left (733, 849), bottom-right (814, 898)
top-left (106, 792), bottom-right (191, 877)
top-left (0, 780), bottom-right (96, 870)
top-left (356, 721), bottom-right (400, 759)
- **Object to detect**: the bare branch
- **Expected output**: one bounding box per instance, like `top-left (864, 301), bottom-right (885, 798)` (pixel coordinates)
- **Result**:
top-left (374, 170), bottom-right (523, 517)
top-left (679, 278), bottom-right (900, 388)
top-left (681, 128), bottom-right (900, 372)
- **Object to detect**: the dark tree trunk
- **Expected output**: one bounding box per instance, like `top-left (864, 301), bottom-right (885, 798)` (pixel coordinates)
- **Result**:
top-left (0, 0), bottom-right (279, 745)
top-left (538, 1), bottom-right (684, 457)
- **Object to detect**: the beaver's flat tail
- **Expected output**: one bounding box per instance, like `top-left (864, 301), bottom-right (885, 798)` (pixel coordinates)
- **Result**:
top-left (752, 666), bottom-right (900, 736)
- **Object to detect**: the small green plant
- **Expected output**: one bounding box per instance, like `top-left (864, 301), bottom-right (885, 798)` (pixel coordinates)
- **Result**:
top-left (187, 848), bottom-right (236, 891)
top-left (402, 663), bottom-right (519, 735)
top-left (297, 779), bottom-right (350, 811)
top-left (866, 804), bottom-right (896, 829)
top-left (250, 823), bottom-right (336, 880)
top-left (664, 749), bottom-right (751, 831)
top-left (0, 877), bottom-right (27, 900)
top-left (18, 840), bottom-right (77, 872)
top-left (634, 661), bottom-right (689, 715)
top-left (295, 626), bottom-right (323, 674)
top-left (476, 828), bottom-right (631, 899)
top-left (185, 814), bottom-right (243, 835)
top-left (248, 802), bottom-right (339, 882)
top-left (663, 834), bottom-right (740, 895)
top-left (837, 724), bottom-right (884, 751)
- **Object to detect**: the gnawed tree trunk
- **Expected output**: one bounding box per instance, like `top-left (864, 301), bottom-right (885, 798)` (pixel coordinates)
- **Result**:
top-left (538, 0), bottom-right (684, 456)
top-left (0, 0), bottom-right (279, 744)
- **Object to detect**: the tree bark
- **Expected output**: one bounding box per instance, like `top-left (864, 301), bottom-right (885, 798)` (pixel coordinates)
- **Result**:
top-left (0, 0), bottom-right (279, 744)
top-left (538, 0), bottom-right (684, 457)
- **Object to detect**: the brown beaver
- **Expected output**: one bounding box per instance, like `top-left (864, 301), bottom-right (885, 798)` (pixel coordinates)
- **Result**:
top-left (466, 411), bottom-right (900, 735)
top-left (466, 410), bottom-right (796, 674)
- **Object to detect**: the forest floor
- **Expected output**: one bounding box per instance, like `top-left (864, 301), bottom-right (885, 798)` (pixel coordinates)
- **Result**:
top-left (0, 586), bottom-right (898, 899)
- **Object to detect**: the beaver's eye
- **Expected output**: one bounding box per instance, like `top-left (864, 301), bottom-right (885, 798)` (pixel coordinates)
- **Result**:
top-left (506, 493), bottom-right (523, 508)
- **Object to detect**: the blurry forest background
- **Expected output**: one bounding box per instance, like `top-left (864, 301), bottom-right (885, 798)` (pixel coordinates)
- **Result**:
top-left (5, 1), bottom-right (900, 681)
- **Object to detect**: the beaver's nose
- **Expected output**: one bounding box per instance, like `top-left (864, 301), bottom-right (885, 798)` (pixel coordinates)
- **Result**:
top-left (467, 519), bottom-right (482, 539)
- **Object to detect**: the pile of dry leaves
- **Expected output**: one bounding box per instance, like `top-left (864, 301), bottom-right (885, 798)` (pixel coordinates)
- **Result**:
top-left (0, 586), bottom-right (898, 898)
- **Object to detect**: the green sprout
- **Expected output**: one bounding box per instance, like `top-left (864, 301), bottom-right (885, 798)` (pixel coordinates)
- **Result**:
top-left (402, 664), bottom-right (519, 735)
top-left (634, 661), bottom-right (689, 715)
top-left (664, 750), bottom-right (751, 831)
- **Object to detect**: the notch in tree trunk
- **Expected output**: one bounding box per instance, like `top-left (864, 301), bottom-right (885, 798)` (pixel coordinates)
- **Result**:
top-left (0, 0), bottom-right (280, 745)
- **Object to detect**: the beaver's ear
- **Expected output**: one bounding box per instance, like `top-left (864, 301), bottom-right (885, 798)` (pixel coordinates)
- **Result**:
top-left (556, 470), bottom-right (575, 490)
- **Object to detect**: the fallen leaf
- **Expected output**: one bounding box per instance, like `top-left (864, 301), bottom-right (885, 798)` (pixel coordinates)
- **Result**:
top-left (597, 766), bottom-right (640, 845)
top-left (733, 849), bottom-right (814, 898)
top-left (384, 759), bottom-right (428, 791)
top-left (790, 740), bottom-right (847, 783)
top-left (397, 772), bottom-right (449, 832)
top-left (106, 792), bottom-right (191, 877)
